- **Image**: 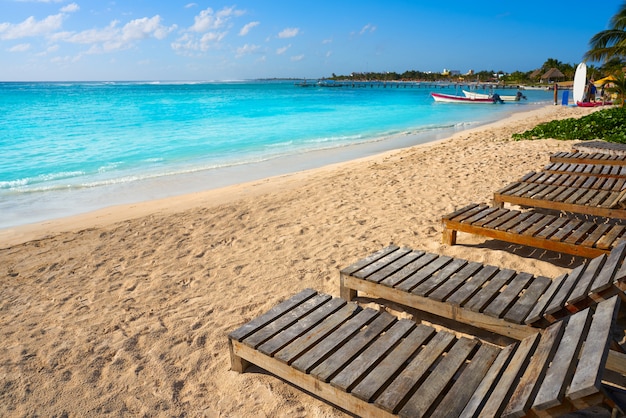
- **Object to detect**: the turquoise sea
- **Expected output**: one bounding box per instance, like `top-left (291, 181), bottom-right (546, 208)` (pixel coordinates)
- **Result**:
top-left (0, 80), bottom-right (554, 229)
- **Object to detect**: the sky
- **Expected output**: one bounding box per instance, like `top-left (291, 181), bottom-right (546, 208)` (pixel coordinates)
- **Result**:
top-left (0, 0), bottom-right (622, 81)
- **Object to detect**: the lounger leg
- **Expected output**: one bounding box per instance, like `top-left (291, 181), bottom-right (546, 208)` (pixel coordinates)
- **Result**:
top-left (229, 339), bottom-right (251, 373)
top-left (340, 274), bottom-right (357, 301)
top-left (443, 227), bottom-right (457, 246)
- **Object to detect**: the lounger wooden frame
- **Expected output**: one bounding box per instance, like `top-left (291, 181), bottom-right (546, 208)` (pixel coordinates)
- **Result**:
top-left (550, 151), bottom-right (626, 166)
top-left (442, 203), bottom-right (626, 258)
top-left (516, 171), bottom-right (626, 192)
top-left (544, 162), bottom-right (626, 178)
top-left (573, 140), bottom-right (626, 156)
top-left (339, 242), bottom-right (626, 342)
top-left (493, 180), bottom-right (626, 219)
top-left (229, 289), bottom-right (625, 417)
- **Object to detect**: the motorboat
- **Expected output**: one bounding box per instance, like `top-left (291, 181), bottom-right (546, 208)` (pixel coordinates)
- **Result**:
top-left (431, 92), bottom-right (499, 103)
top-left (462, 90), bottom-right (525, 101)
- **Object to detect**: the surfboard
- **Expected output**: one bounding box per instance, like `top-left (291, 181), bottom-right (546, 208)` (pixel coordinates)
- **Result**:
top-left (573, 62), bottom-right (587, 103)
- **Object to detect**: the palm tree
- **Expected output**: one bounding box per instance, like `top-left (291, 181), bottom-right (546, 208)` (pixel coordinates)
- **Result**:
top-left (584, 3), bottom-right (626, 63)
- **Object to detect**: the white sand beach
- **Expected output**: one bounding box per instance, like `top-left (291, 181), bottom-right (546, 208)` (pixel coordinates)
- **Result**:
top-left (0, 104), bottom-right (602, 416)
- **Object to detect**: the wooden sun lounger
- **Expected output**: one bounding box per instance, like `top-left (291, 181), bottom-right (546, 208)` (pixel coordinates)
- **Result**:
top-left (517, 171), bottom-right (626, 192)
top-left (339, 241), bottom-right (626, 340)
top-left (544, 162), bottom-right (626, 178)
top-left (442, 203), bottom-right (626, 258)
top-left (550, 151), bottom-right (626, 166)
top-left (229, 288), bottom-right (625, 417)
top-left (492, 180), bottom-right (626, 219)
top-left (573, 140), bottom-right (626, 156)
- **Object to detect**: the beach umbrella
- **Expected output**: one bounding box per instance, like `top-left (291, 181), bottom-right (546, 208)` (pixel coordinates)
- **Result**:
top-left (595, 75), bottom-right (616, 86)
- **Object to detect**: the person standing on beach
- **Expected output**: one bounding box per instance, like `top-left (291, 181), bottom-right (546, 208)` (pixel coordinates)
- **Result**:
top-left (587, 79), bottom-right (597, 102)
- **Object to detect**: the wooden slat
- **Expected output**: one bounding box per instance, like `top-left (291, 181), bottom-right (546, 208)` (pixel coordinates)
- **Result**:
top-left (465, 269), bottom-right (516, 313)
top-left (460, 343), bottom-right (517, 417)
top-left (380, 252), bottom-right (439, 288)
top-left (494, 185), bottom-right (626, 220)
top-left (289, 307), bottom-right (379, 372)
top-left (395, 255), bottom-right (453, 292)
top-left (483, 209), bottom-right (521, 229)
top-left (229, 288), bottom-right (318, 341)
top-left (568, 296), bottom-right (619, 399)
top-left (550, 151), bottom-right (626, 166)
top-left (310, 311), bottom-right (397, 382)
top-left (258, 297), bottom-right (348, 356)
top-left (479, 333), bottom-right (541, 417)
top-left (483, 272), bottom-right (534, 319)
top-left (504, 276), bottom-right (552, 324)
top-left (353, 247), bottom-right (413, 279)
top-left (524, 273), bottom-right (568, 325)
top-left (411, 257), bottom-right (468, 297)
top-left (596, 225), bottom-right (626, 250)
top-left (445, 265), bottom-right (500, 306)
top-left (399, 338), bottom-right (478, 417)
top-left (350, 324), bottom-right (436, 403)
top-left (340, 245), bottom-right (400, 276)
top-left (364, 250), bottom-right (425, 284)
top-left (329, 319), bottom-right (416, 391)
top-left (373, 331), bottom-right (455, 412)
top-left (442, 203), bottom-right (482, 221)
top-left (532, 308), bottom-right (591, 410)
top-left (274, 303), bottom-right (363, 365)
top-left (544, 264), bottom-right (587, 317)
top-left (427, 262), bottom-right (484, 302)
top-left (502, 320), bottom-right (565, 418)
top-left (243, 293), bottom-right (333, 348)
top-left (430, 343), bottom-right (501, 417)
top-left (591, 239), bottom-right (626, 292)
top-left (567, 255), bottom-right (606, 307)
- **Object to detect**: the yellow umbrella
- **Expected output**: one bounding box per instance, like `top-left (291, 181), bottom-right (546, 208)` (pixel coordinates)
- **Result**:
top-left (595, 75), bottom-right (615, 86)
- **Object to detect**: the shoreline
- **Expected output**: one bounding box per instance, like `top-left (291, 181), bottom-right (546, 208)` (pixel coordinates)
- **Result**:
top-left (0, 102), bottom-right (546, 247)
top-left (0, 103), bottom-right (602, 417)
top-left (2, 103), bottom-right (552, 248)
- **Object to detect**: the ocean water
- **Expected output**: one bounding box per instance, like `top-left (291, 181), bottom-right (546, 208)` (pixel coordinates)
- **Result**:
top-left (0, 80), bottom-right (554, 229)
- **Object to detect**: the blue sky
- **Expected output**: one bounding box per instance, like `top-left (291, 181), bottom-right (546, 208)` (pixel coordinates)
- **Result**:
top-left (0, 0), bottom-right (621, 81)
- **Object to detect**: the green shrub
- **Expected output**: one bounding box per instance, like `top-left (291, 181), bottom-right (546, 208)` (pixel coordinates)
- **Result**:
top-left (512, 107), bottom-right (626, 143)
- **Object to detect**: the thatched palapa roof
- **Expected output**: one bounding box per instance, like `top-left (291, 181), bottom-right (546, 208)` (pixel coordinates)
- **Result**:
top-left (541, 67), bottom-right (565, 81)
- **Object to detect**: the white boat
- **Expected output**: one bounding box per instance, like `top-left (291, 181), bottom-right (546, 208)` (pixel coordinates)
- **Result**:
top-left (462, 90), bottom-right (524, 101)
top-left (431, 92), bottom-right (497, 103)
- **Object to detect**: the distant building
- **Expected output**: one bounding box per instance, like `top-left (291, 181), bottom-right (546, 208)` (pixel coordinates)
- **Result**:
top-left (442, 69), bottom-right (461, 76)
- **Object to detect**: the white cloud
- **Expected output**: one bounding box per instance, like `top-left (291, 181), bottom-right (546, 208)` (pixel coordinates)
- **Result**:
top-left (60, 3), bottom-right (79, 13)
top-left (276, 44), bottom-right (290, 55)
top-left (322, 38), bottom-right (332, 44)
top-left (190, 6), bottom-right (243, 32)
top-left (122, 16), bottom-right (173, 41)
top-left (239, 21), bottom-right (259, 36)
top-left (9, 43), bottom-right (31, 52)
top-left (236, 43), bottom-right (260, 57)
top-left (359, 24), bottom-right (376, 35)
top-left (277, 27), bottom-right (299, 39)
top-left (36, 44), bottom-right (59, 56)
top-left (0, 14), bottom-right (64, 40)
top-left (52, 16), bottom-right (176, 53)
top-left (173, 6), bottom-right (244, 54)
top-left (185, 3), bottom-right (198, 8)
top-left (290, 54), bottom-right (304, 62)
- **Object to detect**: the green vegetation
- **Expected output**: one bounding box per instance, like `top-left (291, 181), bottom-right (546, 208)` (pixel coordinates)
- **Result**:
top-left (512, 107), bottom-right (626, 142)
